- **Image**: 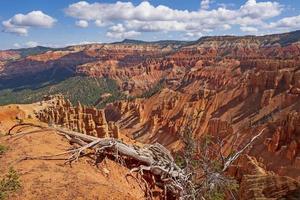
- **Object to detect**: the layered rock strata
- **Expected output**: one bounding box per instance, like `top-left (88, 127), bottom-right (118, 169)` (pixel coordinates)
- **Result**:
top-left (229, 155), bottom-right (300, 200)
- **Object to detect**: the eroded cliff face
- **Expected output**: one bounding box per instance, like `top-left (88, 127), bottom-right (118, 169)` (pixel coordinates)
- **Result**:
top-left (0, 51), bottom-right (95, 78)
top-left (0, 50), bottom-right (20, 61)
top-left (37, 95), bottom-right (119, 139)
top-left (1, 31), bottom-right (300, 186)
top-left (229, 155), bottom-right (300, 199)
top-left (0, 42), bottom-right (183, 93)
top-left (98, 32), bottom-right (300, 182)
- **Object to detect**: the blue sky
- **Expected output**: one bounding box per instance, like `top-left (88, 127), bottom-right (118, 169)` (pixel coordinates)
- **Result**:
top-left (0, 0), bottom-right (300, 49)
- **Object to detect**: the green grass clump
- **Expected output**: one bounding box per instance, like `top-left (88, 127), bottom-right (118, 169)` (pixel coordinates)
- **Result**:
top-left (0, 168), bottom-right (21, 200)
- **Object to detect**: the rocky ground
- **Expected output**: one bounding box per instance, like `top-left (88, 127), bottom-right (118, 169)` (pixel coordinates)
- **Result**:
top-left (0, 104), bottom-right (147, 200)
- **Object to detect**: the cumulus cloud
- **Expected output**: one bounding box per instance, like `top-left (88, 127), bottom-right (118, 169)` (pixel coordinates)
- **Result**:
top-left (268, 15), bottom-right (300, 30)
top-left (7, 11), bottom-right (55, 27)
top-left (201, 0), bottom-right (211, 10)
top-left (64, 0), bottom-right (290, 39)
top-left (94, 20), bottom-right (105, 27)
top-left (239, 0), bottom-right (282, 19)
top-left (125, 20), bottom-right (187, 32)
top-left (2, 11), bottom-right (56, 36)
top-left (106, 23), bottom-right (141, 39)
top-left (75, 20), bottom-right (88, 28)
top-left (2, 21), bottom-right (28, 36)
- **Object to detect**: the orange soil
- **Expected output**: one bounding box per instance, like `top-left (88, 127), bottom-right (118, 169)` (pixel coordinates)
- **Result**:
top-left (0, 105), bottom-right (146, 200)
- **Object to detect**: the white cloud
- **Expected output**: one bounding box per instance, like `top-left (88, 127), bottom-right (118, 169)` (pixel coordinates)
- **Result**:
top-left (268, 15), bottom-right (300, 30)
top-left (65, 1), bottom-right (191, 22)
top-left (94, 20), bottom-right (105, 27)
top-left (10, 11), bottom-right (55, 27)
top-left (240, 26), bottom-right (258, 33)
top-left (25, 41), bottom-right (39, 48)
top-left (239, 0), bottom-right (282, 19)
top-left (125, 20), bottom-right (187, 32)
top-left (106, 23), bottom-right (140, 39)
top-left (110, 23), bottom-right (126, 33)
top-left (63, 41), bottom-right (101, 46)
top-left (201, 0), bottom-right (211, 10)
top-left (185, 32), bottom-right (203, 38)
top-left (64, 0), bottom-right (290, 38)
top-left (106, 30), bottom-right (141, 39)
top-left (75, 20), bottom-right (88, 28)
top-left (2, 11), bottom-right (56, 36)
top-left (2, 20), bottom-right (28, 36)
top-left (222, 24), bottom-right (231, 30)
top-left (13, 43), bottom-right (21, 48)
top-left (11, 41), bottom-right (39, 49)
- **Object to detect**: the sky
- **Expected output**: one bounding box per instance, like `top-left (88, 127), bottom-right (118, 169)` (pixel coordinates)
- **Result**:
top-left (0, 0), bottom-right (300, 49)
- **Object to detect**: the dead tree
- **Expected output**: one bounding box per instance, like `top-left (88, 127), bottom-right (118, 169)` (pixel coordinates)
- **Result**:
top-left (178, 118), bottom-right (267, 200)
top-left (8, 121), bottom-right (266, 200)
top-left (9, 124), bottom-right (187, 198)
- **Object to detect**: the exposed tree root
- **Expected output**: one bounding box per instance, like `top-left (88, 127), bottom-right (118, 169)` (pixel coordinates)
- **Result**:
top-left (7, 123), bottom-right (265, 200)
top-left (7, 123), bottom-right (46, 135)
top-left (8, 124), bottom-right (185, 198)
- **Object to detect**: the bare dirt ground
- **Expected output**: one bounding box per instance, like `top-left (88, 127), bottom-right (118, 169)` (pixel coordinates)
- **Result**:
top-left (0, 104), bottom-right (146, 200)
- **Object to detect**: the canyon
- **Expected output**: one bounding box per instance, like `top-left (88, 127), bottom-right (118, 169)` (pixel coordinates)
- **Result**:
top-left (1, 30), bottom-right (300, 199)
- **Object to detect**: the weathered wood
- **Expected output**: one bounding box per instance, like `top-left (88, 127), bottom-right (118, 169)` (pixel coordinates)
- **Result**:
top-left (52, 126), bottom-right (186, 196)
top-left (7, 122), bottom-right (265, 200)
top-left (54, 127), bottom-right (174, 173)
top-left (7, 123), bottom-right (46, 135)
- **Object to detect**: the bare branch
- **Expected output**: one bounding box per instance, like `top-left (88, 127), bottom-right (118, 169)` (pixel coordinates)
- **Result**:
top-left (222, 127), bottom-right (266, 172)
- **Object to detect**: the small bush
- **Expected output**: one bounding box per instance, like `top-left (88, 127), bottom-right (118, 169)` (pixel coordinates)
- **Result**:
top-left (205, 189), bottom-right (226, 200)
top-left (0, 145), bottom-right (8, 155)
top-left (139, 79), bottom-right (165, 98)
top-left (0, 167), bottom-right (21, 200)
top-left (174, 154), bottom-right (185, 168)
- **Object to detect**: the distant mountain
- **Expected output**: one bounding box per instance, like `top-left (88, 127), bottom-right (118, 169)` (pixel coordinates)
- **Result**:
top-left (196, 30), bottom-right (300, 46)
top-left (116, 38), bottom-right (190, 45)
top-left (0, 46), bottom-right (53, 61)
top-left (13, 46), bottom-right (53, 57)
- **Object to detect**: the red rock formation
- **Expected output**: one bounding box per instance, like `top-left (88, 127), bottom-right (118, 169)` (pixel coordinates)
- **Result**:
top-left (1, 31), bottom-right (300, 185)
top-left (91, 32), bottom-right (300, 182)
top-left (264, 112), bottom-right (300, 161)
top-left (37, 95), bottom-right (119, 139)
top-left (228, 155), bottom-right (300, 200)
top-left (0, 50), bottom-right (20, 61)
